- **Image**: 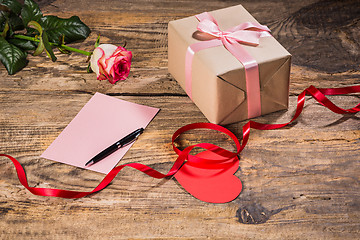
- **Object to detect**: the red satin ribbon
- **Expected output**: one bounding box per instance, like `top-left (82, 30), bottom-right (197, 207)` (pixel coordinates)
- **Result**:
top-left (1, 85), bottom-right (359, 198)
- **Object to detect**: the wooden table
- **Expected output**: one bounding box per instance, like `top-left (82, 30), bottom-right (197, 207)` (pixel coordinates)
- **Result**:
top-left (1, 0), bottom-right (359, 239)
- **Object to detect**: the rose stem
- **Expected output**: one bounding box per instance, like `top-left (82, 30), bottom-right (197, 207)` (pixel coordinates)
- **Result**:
top-left (12, 34), bottom-right (92, 56)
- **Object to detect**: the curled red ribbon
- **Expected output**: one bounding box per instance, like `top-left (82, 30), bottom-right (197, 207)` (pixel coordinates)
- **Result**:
top-left (1, 85), bottom-right (359, 199)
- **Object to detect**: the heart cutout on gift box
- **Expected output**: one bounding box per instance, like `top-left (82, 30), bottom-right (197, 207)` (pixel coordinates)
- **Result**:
top-left (174, 150), bottom-right (242, 203)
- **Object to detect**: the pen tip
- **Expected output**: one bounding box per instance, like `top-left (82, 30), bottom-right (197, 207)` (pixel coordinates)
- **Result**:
top-left (85, 160), bottom-right (93, 167)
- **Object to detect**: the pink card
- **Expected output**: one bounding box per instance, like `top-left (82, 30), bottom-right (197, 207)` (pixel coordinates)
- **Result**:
top-left (41, 92), bottom-right (160, 174)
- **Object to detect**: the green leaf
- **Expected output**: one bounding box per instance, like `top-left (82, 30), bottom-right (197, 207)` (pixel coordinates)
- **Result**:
top-left (27, 20), bottom-right (44, 55)
top-left (27, 19), bottom-right (41, 32)
top-left (21, 0), bottom-right (42, 27)
top-left (8, 38), bottom-right (36, 50)
top-left (1, 19), bottom-right (8, 37)
top-left (7, 11), bottom-right (24, 30)
top-left (94, 34), bottom-right (100, 48)
top-left (27, 20), bottom-right (56, 61)
top-left (42, 30), bottom-right (56, 62)
top-left (0, 0), bottom-right (22, 15)
top-left (0, 0), bottom-right (22, 32)
top-left (40, 15), bottom-right (90, 44)
top-left (0, 36), bottom-right (28, 75)
top-left (1, 11), bottom-right (24, 33)
top-left (87, 62), bottom-right (92, 73)
top-left (33, 39), bottom-right (44, 55)
top-left (0, 9), bottom-right (9, 32)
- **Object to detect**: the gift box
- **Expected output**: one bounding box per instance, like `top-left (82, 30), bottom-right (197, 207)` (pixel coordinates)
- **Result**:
top-left (168, 4), bottom-right (291, 125)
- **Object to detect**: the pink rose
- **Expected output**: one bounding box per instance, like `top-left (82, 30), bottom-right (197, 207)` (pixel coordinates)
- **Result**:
top-left (90, 44), bottom-right (132, 84)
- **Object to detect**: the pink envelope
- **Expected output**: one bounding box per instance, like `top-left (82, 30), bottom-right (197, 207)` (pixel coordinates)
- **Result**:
top-left (41, 92), bottom-right (160, 174)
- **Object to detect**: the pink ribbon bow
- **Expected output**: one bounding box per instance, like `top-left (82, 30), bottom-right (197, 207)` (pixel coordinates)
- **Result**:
top-left (185, 12), bottom-right (271, 119)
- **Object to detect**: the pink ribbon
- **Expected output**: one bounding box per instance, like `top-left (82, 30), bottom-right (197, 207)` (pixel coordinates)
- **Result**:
top-left (185, 12), bottom-right (271, 119)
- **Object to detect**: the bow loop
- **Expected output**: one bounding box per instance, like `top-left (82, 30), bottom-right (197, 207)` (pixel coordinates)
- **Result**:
top-left (195, 12), bottom-right (270, 46)
top-left (226, 30), bottom-right (262, 46)
top-left (197, 19), bottom-right (222, 37)
top-left (229, 22), bottom-right (271, 33)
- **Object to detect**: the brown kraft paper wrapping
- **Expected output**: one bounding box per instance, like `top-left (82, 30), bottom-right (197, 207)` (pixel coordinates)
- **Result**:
top-left (168, 4), bottom-right (291, 125)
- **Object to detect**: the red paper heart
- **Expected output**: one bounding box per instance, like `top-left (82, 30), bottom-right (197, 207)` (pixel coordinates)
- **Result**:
top-left (174, 150), bottom-right (242, 203)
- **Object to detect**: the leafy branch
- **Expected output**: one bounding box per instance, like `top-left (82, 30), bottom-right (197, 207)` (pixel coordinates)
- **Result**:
top-left (0, 0), bottom-right (91, 75)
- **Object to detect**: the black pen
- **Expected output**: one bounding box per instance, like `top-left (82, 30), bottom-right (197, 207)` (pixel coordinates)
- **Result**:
top-left (85, 128), bottom-right (144, 167)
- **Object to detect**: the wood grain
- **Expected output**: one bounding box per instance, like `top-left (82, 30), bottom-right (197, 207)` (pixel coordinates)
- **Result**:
top-left (0, 0), bottom-right (359, 239)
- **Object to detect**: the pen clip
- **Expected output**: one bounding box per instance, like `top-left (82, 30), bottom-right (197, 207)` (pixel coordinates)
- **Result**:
top-left (118, 128), bottom-right (144, 148)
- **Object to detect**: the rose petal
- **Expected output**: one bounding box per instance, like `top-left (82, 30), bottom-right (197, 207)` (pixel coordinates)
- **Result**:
top-left (98, 44), bottom-right (118, 58)
top-left (90, 47), bottom-right (103, 76)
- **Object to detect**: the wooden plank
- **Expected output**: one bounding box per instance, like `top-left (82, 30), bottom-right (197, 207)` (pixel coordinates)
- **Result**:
top-left (0, 1), bottom-right (358, 94)
top-left (0, 0), bottom-right (359, 239)
top-left (0, 92), bottom-right (359, 238)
